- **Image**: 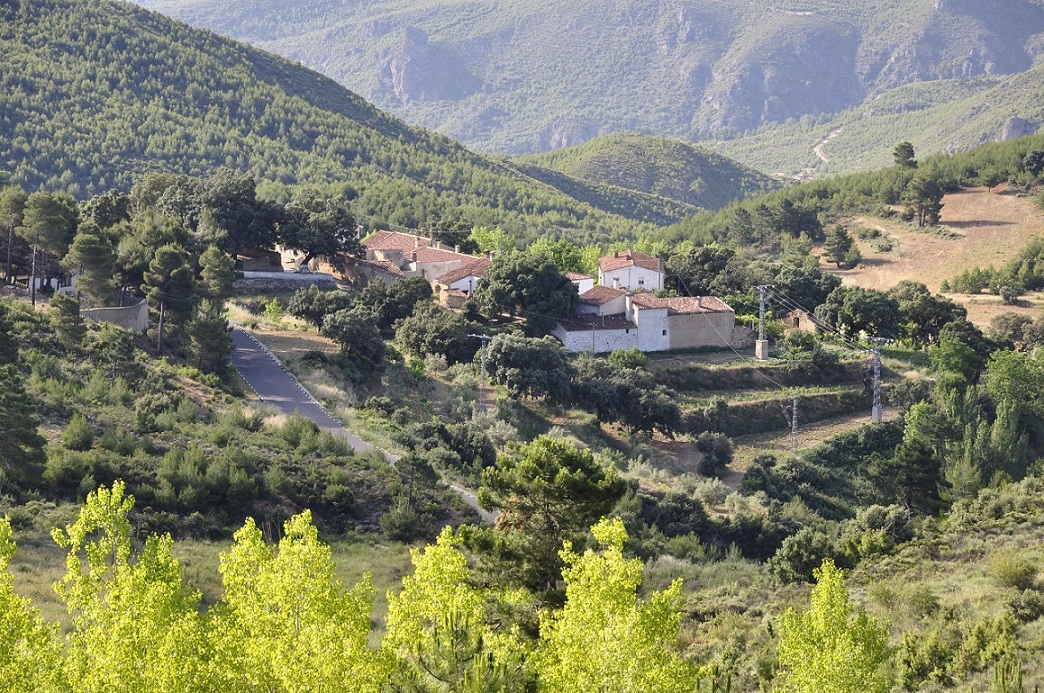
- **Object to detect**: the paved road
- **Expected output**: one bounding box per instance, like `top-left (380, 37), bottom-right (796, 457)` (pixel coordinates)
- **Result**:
top-left (230, 327), bottom-right (496, 523)
top-left (231, 327), bottom-right (378, 455)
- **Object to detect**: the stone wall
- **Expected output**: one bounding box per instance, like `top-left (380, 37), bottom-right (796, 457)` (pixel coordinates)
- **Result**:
top-left (234, 271), bottom-right (337, 294)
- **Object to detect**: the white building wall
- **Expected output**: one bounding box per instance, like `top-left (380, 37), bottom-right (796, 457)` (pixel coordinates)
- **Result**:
top-left (573, 278), bottom-right (595, 294)
top-left (633, 306), bottom-right (670, 352)
top-left (448, 275), bottom-right (481, 294)
top-left (598, 265), bottom-right (663, 291)
top-left (552, 325), bottom-right (639, 353)
top-left (595, 294), bottom-right (628, 316)
top-left (414, 260), bottom-right (464, 284)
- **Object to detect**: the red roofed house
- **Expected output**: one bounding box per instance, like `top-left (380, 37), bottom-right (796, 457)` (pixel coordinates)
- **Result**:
top-left (597, 250), bottom-right (664, 291)
top-left (343, 230), bottom-right (479, 287)
top-left (553, 287), bottom-right (753, 353)
top-left (434, 257), bottom-right (491, 308)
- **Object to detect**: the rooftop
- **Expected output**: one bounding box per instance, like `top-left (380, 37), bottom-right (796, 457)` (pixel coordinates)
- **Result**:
top-left (629, 292), bottom-right (670, 310)
top-left (435, 257), bottom-right (491, 284)
top-left (579, 285), bottom-right (627, 306)
top-left (598, 249), bottom-right (663, 274)
top-left (564, 271), bottom-right (593, 281)
top-left (665, 296), bottom-right (733, 315)
top-left (363, 230), bottom-right (432, 252)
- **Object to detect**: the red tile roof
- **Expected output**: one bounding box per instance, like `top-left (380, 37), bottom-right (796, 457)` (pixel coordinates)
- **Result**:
top-left (629, 292), bottom-right (670, 309)
top-left (412, 247), bottom-right (467, 263)
top-left (598, 250), bottom-right (663, 273)
top-left (579, 285), bottom-right (627, 306)
top-left (564, 271), bottom-right (593, 281)
top-left (435, 258), bottom-right (491, 284)
top-left (353, 258), bottom-right (406, 276)
top-left (557, 314), bottom-right (637, 332)
top-left (363, 230), bottom-right (430, 252)
top-left (665, 296), bottom-right (733, 315)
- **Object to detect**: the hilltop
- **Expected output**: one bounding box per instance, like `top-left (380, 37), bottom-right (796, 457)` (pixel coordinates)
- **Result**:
top-left (133, 0), bottom-right (1044, 168)
top-left (0, 0), bottom-right (762, 244)
top-left (514, 133), bottom-right (779, 210)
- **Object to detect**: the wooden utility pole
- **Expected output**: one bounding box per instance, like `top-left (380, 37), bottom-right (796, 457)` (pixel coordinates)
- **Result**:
top-left (469, 334), bottom-right (492, 414)
top-left (157, 300), bottom-right (166, 355)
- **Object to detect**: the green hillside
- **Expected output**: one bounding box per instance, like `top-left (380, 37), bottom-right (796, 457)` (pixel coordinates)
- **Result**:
top-left (132, 0), bottom-right (1044, 165)
top-left (0, 0), bottom-right (745, 244)
top-left (514, 133), bottom-right (780, 210)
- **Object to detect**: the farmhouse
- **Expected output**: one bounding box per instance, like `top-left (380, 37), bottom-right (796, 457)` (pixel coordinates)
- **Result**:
top-left (433, 257), bottom-right (491, 308)
top-left (597, 250), bottom-right (664, 291)
top-left (341, 230), bottom-right (480, 287)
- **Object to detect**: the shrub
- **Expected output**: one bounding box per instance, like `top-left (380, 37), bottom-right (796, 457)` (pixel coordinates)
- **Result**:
top-left (767, 526), bottom-right (836, 584)
top-left (695, 432), bottom-right (734, 476)
top-left (61, 413), bottom-right (94, 451)
top-left (990, 551), bottom-right (1038, 591)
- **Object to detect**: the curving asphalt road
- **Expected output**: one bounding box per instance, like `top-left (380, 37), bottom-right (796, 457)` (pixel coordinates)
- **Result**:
top-left (230, 327), bottom-right (496, 523)
top-left (230, 327), bottom-right (379, 455)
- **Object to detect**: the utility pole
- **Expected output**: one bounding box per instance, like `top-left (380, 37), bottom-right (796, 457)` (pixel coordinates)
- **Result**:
top-left (783, 392), bottom-right (799, 455)
top-left (469, 334), bottom-right (492, 415)
top-left (867, 337), bottom-right (890, 423)
top-left (755, 284), bottom-right (773, 361)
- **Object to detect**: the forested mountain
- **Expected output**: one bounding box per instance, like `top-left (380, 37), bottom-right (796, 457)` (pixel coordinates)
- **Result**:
top-left (515, 133), bottom-right (779, 210)
top-left (132, 0), bottom-right (1044, 166)
top-left (0, 0), bottom-right (757, 245)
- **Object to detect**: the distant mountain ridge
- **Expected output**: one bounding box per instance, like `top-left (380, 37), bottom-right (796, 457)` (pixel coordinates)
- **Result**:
top-left (132, 0), bottom-right (1044, 165)
top-left (0, 0), bottom-right (767, 246)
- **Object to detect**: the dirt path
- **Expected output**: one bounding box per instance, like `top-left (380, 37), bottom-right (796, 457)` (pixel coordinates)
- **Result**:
top-left (813, 127), bottom-right (844, 164)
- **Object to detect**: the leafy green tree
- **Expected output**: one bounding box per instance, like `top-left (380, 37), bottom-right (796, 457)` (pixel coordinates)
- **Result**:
top-left (52, 481), bottom-right (210, 693)
top-left (527, 237), bottom-right (584, 273)
top-left (476, 252), bottom-right (579, 335)
top-left (279, 188), bottom-right (360, 269)
top-left (394, 302), bottom-right (481, 365)
top-left (80, 189), bottom-right (130, 229)
top-left (776, 559), bottom-right (890, 693)
top-left (665, 244), bottom-right (734, 295)
top-left (1023, 150), bottom-right (1044, 178)
top-left (902, 175), bottom-right (944, 228)
top-left (887, 280), bottom-right (967, 345)
top-left (384, 527), bottom-right (529, 692)
top-left (185, 300), bottom-right (233, 374)
top-left (322, 306), bottom-right (385, 365)
top-left (608, 346), bottom-right (647, 370)
top-left (17, 191), bottom-right (78, 303)
top-left (0, 185), bottom-right (27, 284)
top-left (815, 286), bottom-right (900, 338)
top-left (0, 517), bottom-right (64, 692)
top-left (773, 266), bottom-right (841, 311)
top-left (823, 225), bottom-right (855, 268)
top-left (286, 285), bottom-right (354, 332)
top-left (213, 511), bottom-right (388, 692)
top-left (198, 245), bottom-right (236, 304)
top-left (357, 276), bottom-right (433, 331)
top-left (536, 518), bottom-right (702, 693)
top-left (485, 333), bottom-right (573, 403)
top-left (142, 243), bottom-right (197, 331)
top-left (0, 364), bottom-right (46, 494)
top-left (50, 292), bottom-right (87, 348)
top-left (478, 435), bottom-right (626, 592)
top-left (981, 168), bottom-right (1006, 193)
top-left (201, 168), bottom-right (278, 254)
top-left (64, 222), bottom-right (117, 306)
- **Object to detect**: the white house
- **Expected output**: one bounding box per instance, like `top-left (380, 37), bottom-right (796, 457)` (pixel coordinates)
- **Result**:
top-left (597, 250), bottom-right (664, 291)
top-left (342, 230), bottom-right (480, 288)
top-left (433, 257), bottom-right (491, 308)
top-left (565, 271), bottom-right (595, 295)
top-left (554, 289), bottom-right (752, 353)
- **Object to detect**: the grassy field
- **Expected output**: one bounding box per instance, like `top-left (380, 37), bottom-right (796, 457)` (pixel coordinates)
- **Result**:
top-left (828, 186), bottom-right (1044, 326)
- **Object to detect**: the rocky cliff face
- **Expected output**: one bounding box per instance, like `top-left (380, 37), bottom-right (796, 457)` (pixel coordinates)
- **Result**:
top-left (378, 27), bottom-right (480, 103)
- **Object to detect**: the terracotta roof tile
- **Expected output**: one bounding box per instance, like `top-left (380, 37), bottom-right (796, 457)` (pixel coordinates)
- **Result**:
top-left (564, 271), bottom-right (593, 281)
top-left (363, 230), bottom-right (430, 252)
top-left (412, 247), bottom-right (468, 263)
top-left (354, 258), bottom-right (405, 276)
top-left (665, 296), bottom-right (733, 315)
top-left (557, 313), bottom-right (637, 332)
top-left (629, 293), bottom-right (670, 309)
top-left (579, 285), bottom-right (627, 305)
top-left (435, 258), bottom-right (491, 284)
top-left (598, 250), bottom-right (663, 273)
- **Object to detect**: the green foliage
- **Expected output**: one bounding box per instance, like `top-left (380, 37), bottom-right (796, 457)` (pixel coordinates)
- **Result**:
top-left (0, 363), bottom-right (47, 493)
top-left (476, 252), bottom-right (579, 336)
top-left (185, 299), bottom-right (233, 374)
top-left (775, 559), bottom-right (890, 693)
top-left (322, 306), bottom-right (385, 366)
top-left (990, 550), bottom-right (1038, 591)
top-left (694, 432), bottom-right (734, 477)
top-left (485, 333), bottom-right (572, 403)
top-left (49, 292), bottom-right (86, 348)
top-left (478, 435), bottom-right (627, 593)
top-left (62, 413), bottom-right (94, 452)
top-left (286, 284), bottom-right (354, 332)
top-left (823, 225), bottom-right (855, 268)
top-left (63, 223), bottom-right (117, 307)
top-left (536, 518), bottom-right (703, 693)
top-left (197, 245), bottom-right (235, 304)
top-left (394, 302), bottom-right (480, 366)
top-left (608, 346), bottom-right (647, 370)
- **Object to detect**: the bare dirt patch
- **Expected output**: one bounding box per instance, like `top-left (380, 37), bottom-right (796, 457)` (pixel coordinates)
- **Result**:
top-left (251, 329), bottom-right (339, 362)
top-left (825, 187), bottom-right (1044, 325)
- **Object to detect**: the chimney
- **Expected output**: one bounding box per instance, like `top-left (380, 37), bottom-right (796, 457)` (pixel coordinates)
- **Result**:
top-left (414, 236), bottom-right (420, 249)
top-left (697, 296), bottom-right (703, 309)
top-left (613, 277), bottom-right (620, 290)
top-left (455, 244), bottom-right (460, 254)
top-left (614, 250), bottom-right (619, 258)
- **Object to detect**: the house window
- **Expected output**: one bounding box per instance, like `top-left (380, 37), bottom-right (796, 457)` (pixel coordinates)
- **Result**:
top-left (625, 329), bottom-right (630, 334)
top-left (638, 278), bottom-right (645, 286)
top-left (662, 329), bottom-right (667, 336)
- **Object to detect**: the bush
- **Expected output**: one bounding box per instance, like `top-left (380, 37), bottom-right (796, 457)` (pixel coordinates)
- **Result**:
top-left (767, 525), bottom-right (837, 584)
top-left (990, 551), bottom-right (1038, 591)
top-left (695, 432), bottom-right (734, 476)
top-left (61, 413), bottom-right (94, 451)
